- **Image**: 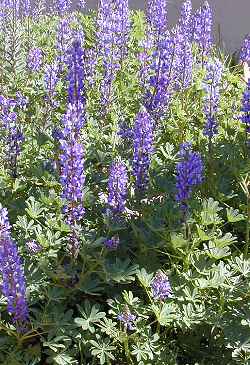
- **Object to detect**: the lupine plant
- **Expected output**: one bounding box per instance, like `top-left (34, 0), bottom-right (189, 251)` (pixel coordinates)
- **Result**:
top-left (0, 1), bottom-right (249, 364)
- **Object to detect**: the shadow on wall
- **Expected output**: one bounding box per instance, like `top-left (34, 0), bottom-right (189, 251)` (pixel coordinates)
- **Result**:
top-left (84, 0), bottom-right (250, 55)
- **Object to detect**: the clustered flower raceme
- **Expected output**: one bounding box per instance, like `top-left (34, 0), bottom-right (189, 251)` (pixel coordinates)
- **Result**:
top-left (0, 95), bottom-right (25, 177)
top-left (66, 39), bottom-right (86, 110)
top-left (107, 161), bottom-right (128, 216)
top-left (240, 78), bottom-right (250, 139)
top-left (44, 62), bottom-right (59, 108)
top-left (151, 271), bottom-right (172, 301)
top-left (178, 0), bottom-right (192, 40)
top-left (175, 142), bottom-right (204, 213)
top-left (56, 15), bottom-right (75, 69)
top-left (118, 306), bottom-right (136, 330)
top-left (57, 37), bottom-right (86, 257)
top-left (26, 240), bottom-right (43, 254)
top-left (27, 48), bottom-right (43, 72)
top-left (97, 0), bottom-right (130, 114)
top-left (104, 235), bottom-right (120, 250)
top-left (143, 33), bottom-right (174, 118)
top-left (59, 105), bottom-right (85, 226)
top-left (0, 205), bottom-right (29, 326)
top-left (203, 58), bottom-right (223, 139)
top-left (146, 0), bottom-right (168, 45)
top-left (240, 34), bottom-right (250, 64)
top-left (133, 109), bottom-right (154, 192)
top-left (172, 25), bottom-right (193, 91)
top-left (192, 1), bottom-right (212, 65)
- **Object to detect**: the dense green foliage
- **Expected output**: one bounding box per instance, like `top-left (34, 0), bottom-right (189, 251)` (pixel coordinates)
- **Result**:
top-left (0, 10), bottom-right (249, 365)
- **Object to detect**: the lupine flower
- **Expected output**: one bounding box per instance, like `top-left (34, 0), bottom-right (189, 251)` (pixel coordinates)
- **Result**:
top-left (172, 26), bottom-right (193, 90)
top-left (146, 0), bottom-right (168, 44)
top-left (104, 235), bottom-right (120, 249)
top-left (27, 48), bottom-right (43, 72)
top-left (240, 34), bottom-right (250, 64)
top-left (85, 48), bottom-right (98, 87)
top-left (175, 142), bottom-right (204, 211)
top-left (44, 62), bottom-right (59, 107)
top-left (56, 0), bottom-right (71, 15)
top-left (59, 109), bottom-right (85, 225)
top-left (133, 109), bottom-right (154, 191)
top-left (0, 205), bottom-right (28, 325)
top-left (118, 306), bottom-right (136, 330)
top-left (143, 33), bottom-right (174, 118)
top-left (117, 121), bottom-right (134, 139)
top-left (178, 0), bottom-right (192, 39)
top-left (203, 59), bottom-right (223, 138)
top-left (97, 0), bottom-right (130, 113)
top-left (151, 271), bottom-right (172, 301)
top-left (107, 161), bottom-right (128, 216)
top-left (26, 240), bottom-right (42, 254)
top-left (66, 39), bottom-right (85, 108)
top-left (192, 1), bottom-right (212, 64)
top-left (15, 92), bottom-right (28, 109)
top-left (0, 97), bottom-right (24, 177)
top-left (56, 15), bottom-right (75, 69)
top-left (22, 0), bottom-right (31, 17)
top-left (240, 78), bottom-right (250, 136)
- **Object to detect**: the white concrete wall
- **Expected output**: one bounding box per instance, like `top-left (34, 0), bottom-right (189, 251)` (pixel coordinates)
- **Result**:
top-left (85, 0), bottom-right (250, 54)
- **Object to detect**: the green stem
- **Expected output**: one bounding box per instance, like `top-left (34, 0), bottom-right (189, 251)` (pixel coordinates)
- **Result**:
top-left (124, 331), bottom-right (133, 364)
top-left (245, 192), bottom-right (250, 257)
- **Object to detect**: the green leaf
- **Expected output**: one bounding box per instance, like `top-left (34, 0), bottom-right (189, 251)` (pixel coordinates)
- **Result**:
top-left (213, 232), bottom-right (237, 248)
top-left (226, 207), bottom-right (245, 223)
top-left (104, 258), bottom-right (138, 283)
top-left (74, 301), bottom-right (105, 333)
top-left (137, 268), bottom-right (154, 288)
top-left (201, 198), bottom-right (223, 226)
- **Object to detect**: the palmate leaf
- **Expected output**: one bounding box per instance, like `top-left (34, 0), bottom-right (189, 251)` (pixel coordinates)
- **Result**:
top-left (200, 198), bottom-right (223, 226)
top-left (226, 207), bottom-right (245, 223)
top-left (137, 268), bottom-right (154, 288)
top-left (90, 337), bottom-right (115, 365)
top-left (230, 255), bottom-right (250, 277)
top-left (213, 232), bottom-right (237, 248)
top-left (51, 353), bottom-right (78, 365)
top-left (205, 241), bottom-right (231, 259)
top-left (74, 301), bottom-right (105, 334)
top-left (151, 303), bottom-right (177, 326)
top-left (104, 258), bottom-right (138, 283)
top-left (25, 196), bottom-right (45, 219)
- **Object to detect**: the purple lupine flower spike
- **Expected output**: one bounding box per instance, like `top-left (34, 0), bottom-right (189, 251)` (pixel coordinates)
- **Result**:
top-left (133, 109), bottom-right (154, 191)
top-left (97, 0), bottom-right (130, 114)
top-left (118, 306), bottom-right (136, 330)
top-left (44, 62), bottom-right (59, 107)
top-left (27, 48), bottom-right (43, 72)
top-left (0, 96), bottom-right (24, 177)
top-left (66, 39), bottom-right (85, 107)
top-left (0, 205), bottom-right (29, 326)
top-left (151, 271), bottom-right (172, 301)
top-left (192, 1), bottom-right (212, 65)
top-left (55, 15), bottom-right (75, 70)
top-left (104, 235), bottom-right (120, 250)
top-left (107, 161), bottom-right (128, 216)
top-left (56, 0), bottom-right (71, 15)
top-left (172, 25), bottom-right (193, 90)
top-left (146, 0), bottom-right (168, 44)
top-left (240, 34), bottom-right (250, 64)
top-left (203, 59), bottom-right (223, 138)
top-left (175, 142), bottom-right (203, 212)
top-left (59, 105), bottom-right (85, 226)
top-left (26, 240), bottom-right (43, 254)
top-left (179, 0), bottom-right (192, 39)
top-left (240, 78), bottom-right (250, 138)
